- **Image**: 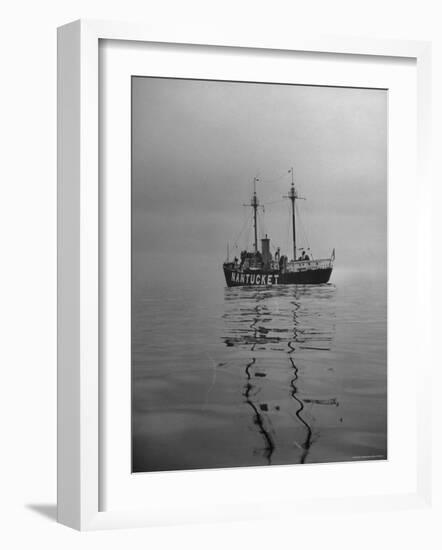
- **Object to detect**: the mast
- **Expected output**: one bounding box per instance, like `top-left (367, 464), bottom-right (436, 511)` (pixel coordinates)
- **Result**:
top-left (252, 177), bottom-right (259, 252)
top-left (287, 168), bottom-right (297, 261)
top-left (244, 177), bottom-right (260, 253)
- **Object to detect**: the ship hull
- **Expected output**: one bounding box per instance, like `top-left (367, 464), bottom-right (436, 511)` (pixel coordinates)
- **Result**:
top-left (223, 266), bottom-right (332, 287)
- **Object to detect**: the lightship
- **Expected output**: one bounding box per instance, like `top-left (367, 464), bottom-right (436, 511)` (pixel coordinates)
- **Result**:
top-left (223, 168), bottom-right (335, 287)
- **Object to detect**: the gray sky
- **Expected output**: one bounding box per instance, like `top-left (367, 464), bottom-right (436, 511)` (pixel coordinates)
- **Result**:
top-left (132, 77), bottom-right (387, 287)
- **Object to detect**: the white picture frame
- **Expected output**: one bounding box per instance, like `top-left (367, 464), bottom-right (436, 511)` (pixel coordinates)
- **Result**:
top-left (57, 19), bottom-right (432, 531)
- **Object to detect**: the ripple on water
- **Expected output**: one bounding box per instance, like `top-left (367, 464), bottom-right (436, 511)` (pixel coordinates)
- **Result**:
top-left (132, 278), bottom-right (387, 472)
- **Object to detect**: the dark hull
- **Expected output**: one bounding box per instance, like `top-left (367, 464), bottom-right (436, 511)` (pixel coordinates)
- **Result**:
top-left (223, 267), bottom-right (332, 287)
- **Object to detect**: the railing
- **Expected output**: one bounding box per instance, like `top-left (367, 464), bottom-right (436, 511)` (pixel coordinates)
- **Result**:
top-left (286, 258), bottom-right (333, 272)
top-left (223, 257), bottom-right (334, 272)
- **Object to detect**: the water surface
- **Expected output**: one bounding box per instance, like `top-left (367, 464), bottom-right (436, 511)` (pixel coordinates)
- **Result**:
top-left (132, 273), bottom-right (387, 472)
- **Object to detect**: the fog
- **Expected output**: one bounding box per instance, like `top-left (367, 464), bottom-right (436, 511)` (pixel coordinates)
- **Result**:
top-left (132, 77), bottom-right (387, 289)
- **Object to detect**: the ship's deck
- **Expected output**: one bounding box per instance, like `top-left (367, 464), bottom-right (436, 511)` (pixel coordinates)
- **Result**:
top-left (223, 257), bottom-right (333, 274)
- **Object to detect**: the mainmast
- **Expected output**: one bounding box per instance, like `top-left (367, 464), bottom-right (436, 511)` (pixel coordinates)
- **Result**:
top-left (285, 167), bottom-right (297, 261)
top-left (245, 177), bottom-right (260, 253)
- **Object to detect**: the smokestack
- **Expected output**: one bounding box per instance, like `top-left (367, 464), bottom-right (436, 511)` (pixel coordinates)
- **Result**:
top-left (261, 235), bottom-right (272, 267)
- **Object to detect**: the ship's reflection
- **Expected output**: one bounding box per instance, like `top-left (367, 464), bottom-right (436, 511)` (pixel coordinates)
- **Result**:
top-left (223, 284), bottom-right (336, 465)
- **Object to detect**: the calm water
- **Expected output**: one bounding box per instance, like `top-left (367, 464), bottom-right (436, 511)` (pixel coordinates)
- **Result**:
top-left (132, 272), bottom-right (387, 472)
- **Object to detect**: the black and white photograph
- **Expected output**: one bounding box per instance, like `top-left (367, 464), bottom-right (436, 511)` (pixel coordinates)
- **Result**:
top-left (3, 0), bottom-right (439, 543)
top-left (131, 76), bottom-right (387, 473)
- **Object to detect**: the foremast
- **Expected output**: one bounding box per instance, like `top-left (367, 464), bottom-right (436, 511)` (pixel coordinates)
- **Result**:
top-left (244, 176), bottom-right (260, 253)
